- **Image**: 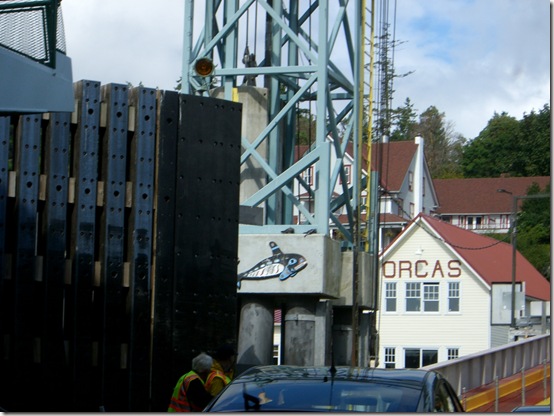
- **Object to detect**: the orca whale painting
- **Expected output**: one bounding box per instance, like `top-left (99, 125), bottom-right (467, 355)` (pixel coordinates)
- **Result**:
top-left (237, 241), bottom-right (308, 289)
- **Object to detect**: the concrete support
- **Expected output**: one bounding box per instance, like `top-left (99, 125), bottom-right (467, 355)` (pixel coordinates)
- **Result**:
top-left (332, 307), bottom-right (352, 365)
top-left (212, 86), bottom-right (268, 205)
top-left (314, 300), bottom-right (333, 366)
top-left (236, 296), bottom-right (274, 374)
top-left (283, 299), bottom-right (316, 365)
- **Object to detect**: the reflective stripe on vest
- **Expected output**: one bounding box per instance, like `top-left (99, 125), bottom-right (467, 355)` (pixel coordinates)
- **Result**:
top-left (205, 369), bottom-right (230, 392)
top-left (168, 371), bottom-right (202, 412)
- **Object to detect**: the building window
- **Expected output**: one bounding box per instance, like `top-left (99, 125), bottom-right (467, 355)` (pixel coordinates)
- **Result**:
top-left (409, 202), bottom-right (415, 218)
top-left (448, 282), bottom-right (460, 312)
top-left (406, 282), bottom-right (421, 312)
top-left (422, 177), bottom-right (426, 196)
top-left (344, 164), bottom-right (352, 184)
top-left (467, 216), bottom-right (483, 229)
top-left (406, 282), bottom-right (441, 312)
top-left (447, 348), bottom-right (459, 360)
top-left (384, 347), bottom-right (396, 368)
top-left (385, 282), bottom-right (397, 312)
top-left (339, 164), bottom-right (352, 185)
top-left (302, 166), bottom-right (314, 186)
top-left (423, 283), bottom-right (439, 312)
top-left (405, 348), bottom-right (438, 368)
top-left (408, 171), bottom-right (413, 191)
top-left (273, 344), bottom-right (280, 365)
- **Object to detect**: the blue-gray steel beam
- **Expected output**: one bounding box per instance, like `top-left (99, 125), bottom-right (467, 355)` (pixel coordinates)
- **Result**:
top-left (313, 0), bottom-right (330, 233)
top-left (182, 0), bottom-right (363, 244)
top-left (181, 1), bottom-right (194, 94)
top-left (267, 0), bottom-right (283, 225)
top-left (282, 0), bottom-right (300, 225)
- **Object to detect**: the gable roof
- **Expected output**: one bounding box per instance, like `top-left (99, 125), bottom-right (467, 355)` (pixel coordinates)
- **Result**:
top-left (297, 139), bottom-right (422, 195)
top-left (411, 214), bottom-right (550, 301)
top-left (343, 140), bottom-right (419, 192)
top-left (433, 177), bottom-right (550, 214)
top-left (368, 141), bottom-right (418, 192)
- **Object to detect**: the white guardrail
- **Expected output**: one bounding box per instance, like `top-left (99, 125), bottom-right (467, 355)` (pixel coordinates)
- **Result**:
top-left (423, 334), bottom-right (551, 396)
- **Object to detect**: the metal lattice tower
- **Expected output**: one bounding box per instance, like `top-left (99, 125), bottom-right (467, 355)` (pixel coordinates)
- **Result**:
top-left (182, 0), bottom-right (375, 247)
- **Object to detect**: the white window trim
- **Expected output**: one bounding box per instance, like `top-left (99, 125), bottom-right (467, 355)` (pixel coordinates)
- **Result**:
top-left (404, 282), bottom-right (442, 314)
top-left (447, 281), bottom-right (462, 314)
top-left (384, 281), bottom-right (397, 313)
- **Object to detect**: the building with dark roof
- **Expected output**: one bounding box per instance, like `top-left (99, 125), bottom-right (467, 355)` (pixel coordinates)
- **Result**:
top-left (293, 137), bottom-right (439, 250)
top-left (433, 177), bottom-right (550, 233)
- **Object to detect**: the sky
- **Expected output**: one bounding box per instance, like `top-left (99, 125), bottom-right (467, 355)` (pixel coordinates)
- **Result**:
top-left (61, 0), bottom-right (550, 140)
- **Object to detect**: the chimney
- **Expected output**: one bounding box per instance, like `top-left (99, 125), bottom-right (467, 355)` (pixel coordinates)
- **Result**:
top-left (414, 136), bottom-right (424, 214)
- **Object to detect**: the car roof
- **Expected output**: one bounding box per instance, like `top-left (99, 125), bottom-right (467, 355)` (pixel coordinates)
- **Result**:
top-left (236, 365), bottom-right (434, 387)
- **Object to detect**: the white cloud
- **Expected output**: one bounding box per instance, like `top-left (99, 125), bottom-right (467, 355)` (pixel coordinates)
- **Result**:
top-left (62, 0), bottom-right (184, 90)
top-left (60, 0), bottom-right (550, 139)
top-left (392, 0), bottom-right (550, 139)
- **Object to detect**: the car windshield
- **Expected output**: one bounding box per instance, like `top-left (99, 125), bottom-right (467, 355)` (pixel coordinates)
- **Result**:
top-left (207, 378), bottom-right (423, 412)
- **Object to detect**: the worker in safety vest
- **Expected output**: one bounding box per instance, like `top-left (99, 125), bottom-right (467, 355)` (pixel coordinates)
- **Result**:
top-left (205, 344), bottom-right (236, 397)
top-left (168, 353), bottom-right (214, 412)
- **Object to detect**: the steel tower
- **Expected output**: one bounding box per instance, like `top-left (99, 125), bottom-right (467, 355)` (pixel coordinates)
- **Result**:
top-left (181, 0), bottom-right (375, 248)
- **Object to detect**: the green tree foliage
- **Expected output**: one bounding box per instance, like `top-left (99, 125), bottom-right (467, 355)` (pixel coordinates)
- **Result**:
top-left (461, 104), bottom-right (550, 178)
top-left (416, 106), bottom-right (450, 178)
top-left (295, 108), bottom-right (316, 145)
top-left (460, 112), bottom-right (520, 178)
top-left (371, 25), bottom-right (413, 142)
top-left (516, 183), bottom-right (551, 279)
top-left (389, 97), bottom-right (418, 142)
top-left (513, 104), bottom-right (551, 176)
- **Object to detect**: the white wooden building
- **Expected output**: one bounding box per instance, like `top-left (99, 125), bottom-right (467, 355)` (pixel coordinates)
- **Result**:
top-left (377, 214), bottom-right (551, 369)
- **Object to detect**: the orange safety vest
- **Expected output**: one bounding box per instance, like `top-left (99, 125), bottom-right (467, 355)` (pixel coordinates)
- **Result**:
top-left (204, 369), bottom-right (231, 396)
top-left (168, 371), bottom-right (203, 412)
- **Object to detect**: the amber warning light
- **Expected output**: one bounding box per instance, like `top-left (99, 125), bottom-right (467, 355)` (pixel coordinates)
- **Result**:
top-left (194, 57), bottom-right (215, 76)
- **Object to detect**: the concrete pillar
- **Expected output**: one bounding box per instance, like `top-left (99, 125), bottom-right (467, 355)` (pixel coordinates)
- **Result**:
top-left (283, 299), bottom-right (316, 366)
top-left (332, 307), bottom-right (352, 365)
top-left (314, 300), bottom-right (333, 366)
top-left (212, 86), bottom-right (268, 205)
top-left (236, 296), bottom-right (274, 374)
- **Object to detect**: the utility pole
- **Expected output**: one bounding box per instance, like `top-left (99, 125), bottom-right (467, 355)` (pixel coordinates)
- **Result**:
top-left (497, 190), bottom-right (550, 328)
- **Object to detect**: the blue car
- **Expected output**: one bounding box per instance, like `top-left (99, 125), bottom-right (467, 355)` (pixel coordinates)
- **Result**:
top-left (204, 365), bottom-right (464, 412)
top-left (512, 405), bottom-right (551, 412)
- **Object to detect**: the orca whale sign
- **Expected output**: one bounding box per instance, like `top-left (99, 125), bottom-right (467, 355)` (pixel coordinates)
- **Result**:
top-left (237, 241), bottom-right (308, 288)
top-left (237, 234), bottom-right (341, 297)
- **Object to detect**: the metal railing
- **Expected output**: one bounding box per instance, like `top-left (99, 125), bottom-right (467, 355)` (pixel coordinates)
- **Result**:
top-left (424, 334), bottom-right (551, 396)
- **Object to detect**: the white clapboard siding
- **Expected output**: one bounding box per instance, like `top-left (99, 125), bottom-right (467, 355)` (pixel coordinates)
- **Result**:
top-left (378, 220), bottom-right (492, 367)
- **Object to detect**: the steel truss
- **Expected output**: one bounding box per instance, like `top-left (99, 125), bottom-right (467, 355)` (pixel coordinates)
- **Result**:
top-left (182, 0), bottom-right (373, 246)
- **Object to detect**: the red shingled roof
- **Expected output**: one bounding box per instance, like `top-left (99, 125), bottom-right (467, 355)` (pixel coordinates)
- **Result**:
top-left (296, 139), bottom-right (419, 195)
top-left (417, 214), bottom-right (550, 301)
top-left (366, 141), bottom-right (418, 192)
top-left (433, 177), bottom-right (550, 214)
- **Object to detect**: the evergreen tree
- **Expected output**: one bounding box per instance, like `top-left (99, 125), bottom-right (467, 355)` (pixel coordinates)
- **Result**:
top-left (414, 106), bottom-right (465, 178)
top-left (516, 183), bottom-right (551, 279)
top-left (389, 98), bottom-right (418, 142)
top-left (513, 104), bottom-right (550, 177)
top-left (461, 105), bottom-right (550, 178)
top-left (461, 112), bottom-right (520, 178)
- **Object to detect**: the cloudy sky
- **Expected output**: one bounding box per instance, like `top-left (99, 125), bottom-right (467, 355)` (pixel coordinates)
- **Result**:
top-left (61, 0), bottom-right (550, 140)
